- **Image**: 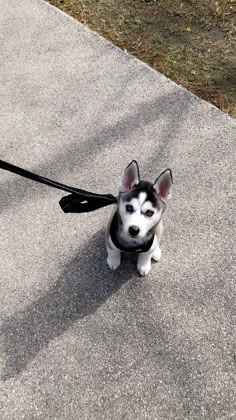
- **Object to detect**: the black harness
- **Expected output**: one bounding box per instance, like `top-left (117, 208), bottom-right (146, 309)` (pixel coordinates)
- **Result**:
top-left (110, 212), bottom-right (155, 253)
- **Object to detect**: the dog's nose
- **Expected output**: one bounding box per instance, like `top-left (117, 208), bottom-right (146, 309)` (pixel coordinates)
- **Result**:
top-left (129, 226), bottom-right (140, 237)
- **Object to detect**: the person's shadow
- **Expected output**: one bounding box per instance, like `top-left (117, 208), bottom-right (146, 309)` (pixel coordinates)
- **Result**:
top-left (1, 229), bottom-right (137, 380)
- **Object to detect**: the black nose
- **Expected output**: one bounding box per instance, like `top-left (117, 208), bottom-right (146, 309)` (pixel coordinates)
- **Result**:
top-left (129, 226), bottom-right (140, 237)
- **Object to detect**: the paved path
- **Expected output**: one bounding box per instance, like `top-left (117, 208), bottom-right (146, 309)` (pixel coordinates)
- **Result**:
top-left (0, 1), bottom-right (235, 419)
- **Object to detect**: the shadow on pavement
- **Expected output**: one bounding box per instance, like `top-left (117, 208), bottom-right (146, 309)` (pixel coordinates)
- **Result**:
top-left (1, 229), bottom-right (136, 380)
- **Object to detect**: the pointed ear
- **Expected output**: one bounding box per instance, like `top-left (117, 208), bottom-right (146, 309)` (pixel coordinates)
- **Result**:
top-left (120, 160), bottom-right (140, 192)
top-left (153, 169), bottom-right (173, 202)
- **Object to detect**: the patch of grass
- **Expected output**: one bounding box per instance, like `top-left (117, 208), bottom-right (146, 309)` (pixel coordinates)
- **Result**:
top-left (47, 0), bottom-right (236, 116)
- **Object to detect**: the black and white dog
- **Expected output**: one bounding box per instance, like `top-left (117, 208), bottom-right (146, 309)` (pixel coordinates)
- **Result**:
top-left (106, 161), bottom-right (173, 276)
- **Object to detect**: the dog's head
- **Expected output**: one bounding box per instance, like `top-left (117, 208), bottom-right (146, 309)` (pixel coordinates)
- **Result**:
top-left (117, 161), bottom-right (173, 241)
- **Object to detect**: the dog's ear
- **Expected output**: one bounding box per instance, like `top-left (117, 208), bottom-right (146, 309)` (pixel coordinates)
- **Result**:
top-left (153, 169), bottom-right (173, 202)
top-left (120, 160), bottom-right (140, 192)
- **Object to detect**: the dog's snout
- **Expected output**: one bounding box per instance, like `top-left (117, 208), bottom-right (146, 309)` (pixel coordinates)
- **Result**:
top-left (129, 226), bottom-right (140, 237)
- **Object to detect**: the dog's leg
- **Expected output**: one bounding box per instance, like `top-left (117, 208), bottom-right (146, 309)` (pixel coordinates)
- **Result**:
top-left (152, 244), bottom-right (162, 262)
top-left (137, 251), bottom-right (153, 276)
top-left (107, 248), bottom-right (121, 271)
top-left (152, 222), bottom-right (163, 262)
top-left (106, 237), bottom-right (121, 271)
top-left (155, 220), bottom-right (163, 244)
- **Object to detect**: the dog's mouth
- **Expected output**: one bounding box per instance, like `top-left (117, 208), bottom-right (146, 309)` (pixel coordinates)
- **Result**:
top-left (127, 232), bottom-right (146, 244)
top-left (129, 237), bottom-right (138, 242)
top-left (128, 232), bottom-right (141, 240)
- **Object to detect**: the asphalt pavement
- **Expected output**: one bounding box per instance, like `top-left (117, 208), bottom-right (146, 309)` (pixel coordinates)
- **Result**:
top-left (0, 1), bottom-right (235, 419)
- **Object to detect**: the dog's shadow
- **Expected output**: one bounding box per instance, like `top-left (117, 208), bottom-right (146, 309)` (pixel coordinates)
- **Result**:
top-left (1, 229), bottom-right (137, 381)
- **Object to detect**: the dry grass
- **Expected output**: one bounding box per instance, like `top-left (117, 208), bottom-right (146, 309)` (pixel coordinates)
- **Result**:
top-left (47, 0), bottom-right (236, 116)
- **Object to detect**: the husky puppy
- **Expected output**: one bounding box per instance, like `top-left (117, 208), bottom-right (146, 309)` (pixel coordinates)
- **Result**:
top-left (106, 161), bottom-right (173, 276)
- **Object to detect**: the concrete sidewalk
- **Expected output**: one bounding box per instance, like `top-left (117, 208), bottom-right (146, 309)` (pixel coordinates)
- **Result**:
top-left (0, 0), bottom-right (235, 419)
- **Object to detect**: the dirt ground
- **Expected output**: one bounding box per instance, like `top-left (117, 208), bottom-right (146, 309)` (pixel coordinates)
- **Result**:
top-left (47, 0), bottom-right (236, 116)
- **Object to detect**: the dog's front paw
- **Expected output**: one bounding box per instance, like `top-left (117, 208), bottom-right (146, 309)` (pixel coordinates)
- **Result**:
top-left (137, 262), bottom-right (151, 277)
top-left (107, 255), bottom-right (121, 271)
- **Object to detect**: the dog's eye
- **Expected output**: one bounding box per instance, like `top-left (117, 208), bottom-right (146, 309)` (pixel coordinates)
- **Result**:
top-left (145, 210), bottom-right (154, 217)
top-left (126, 204), bottom-right (134, 213)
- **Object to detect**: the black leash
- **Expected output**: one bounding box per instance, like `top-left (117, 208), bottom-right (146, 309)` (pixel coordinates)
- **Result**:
top-left (0, 159), bottom-right (117, 213)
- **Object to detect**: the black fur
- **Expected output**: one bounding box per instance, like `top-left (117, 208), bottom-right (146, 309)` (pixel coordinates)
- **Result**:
top-left (119, 180), bottom-right (161, 209)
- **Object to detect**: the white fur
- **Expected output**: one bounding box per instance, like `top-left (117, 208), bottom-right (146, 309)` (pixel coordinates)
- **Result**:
top-left (107, 248), bottom-right (121, 271)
